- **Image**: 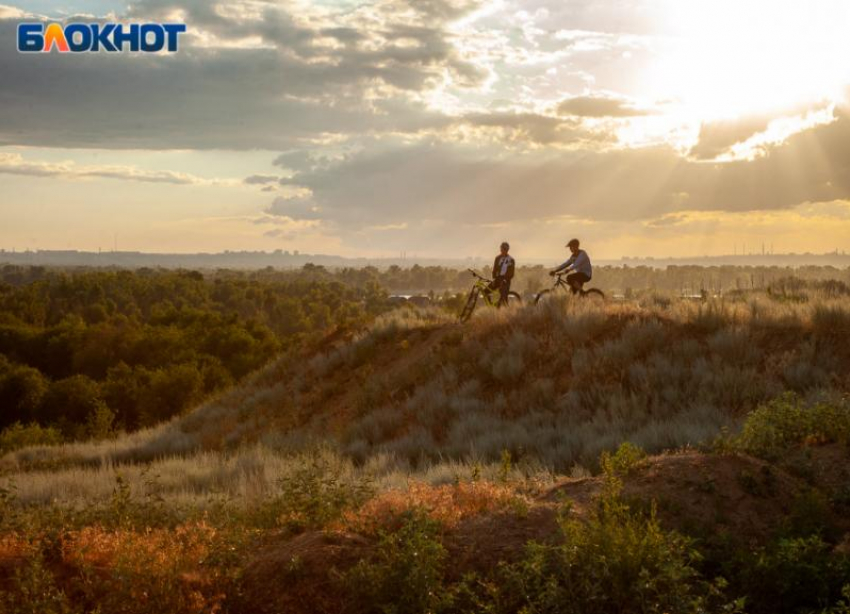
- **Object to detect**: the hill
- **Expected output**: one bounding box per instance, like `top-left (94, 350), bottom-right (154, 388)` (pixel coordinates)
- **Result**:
top-left (7, 290), bottom-right (849, 474)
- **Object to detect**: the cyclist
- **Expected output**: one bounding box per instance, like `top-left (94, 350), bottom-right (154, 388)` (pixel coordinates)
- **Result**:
top-left (490, 241), bottom-right (515, 306)
top-left (550, 238), bottom-right (592, 295)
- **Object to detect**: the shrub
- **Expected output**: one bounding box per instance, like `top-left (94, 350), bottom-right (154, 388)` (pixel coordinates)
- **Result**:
top-left (343, 508), bottom-right (448, 614)
top-left (824, 585), bottom-right (850, 614)
top-left (492, 473), bottom-right (737, 614)
top-left (0, 421), bottom-right (63, 454)
top-left (600, 441), bottom-right (647, 476)
top-left (0, 548), bottom-right (75, 614)
top-left (254, 451), bottom-right (374, 531)
top-left (736, 394), bottom-right (850, 460)
top-left (341, 481), bottom-right (522, 535)
top-left (63, 522), bottom-right (235, 614)
top-left (738, 536), bottom-right (850, 614)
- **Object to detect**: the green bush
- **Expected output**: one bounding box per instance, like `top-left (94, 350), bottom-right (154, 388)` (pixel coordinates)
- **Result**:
top-left (737, 394), bottom-right (850, 460)
top-left (343, 509), bottom-right (448, 614)
top-left (738, 536), bottom-right (850, 614)
top-left (601, 441), bottom-right (647, 476)
top-left (252, 451), bottom-right (374, 531)
top-left (492, 474), bottom-right (737, 614)
top-left (0, 421), bottom-right (63, 453)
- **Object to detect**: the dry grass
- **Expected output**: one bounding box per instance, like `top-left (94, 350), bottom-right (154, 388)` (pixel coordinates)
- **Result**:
top-left (3, 291), bottom-right (850, 506)
top-left (338, 481), bottom-right (527, 534)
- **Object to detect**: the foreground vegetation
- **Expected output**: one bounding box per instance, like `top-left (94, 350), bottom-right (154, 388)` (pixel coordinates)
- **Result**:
top-left (1, 393), bottom-right (849, 613)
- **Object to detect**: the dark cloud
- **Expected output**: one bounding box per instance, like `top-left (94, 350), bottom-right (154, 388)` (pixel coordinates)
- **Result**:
top-left (460, 111), bottom-right (615, 145)
top-left (270, 107), bottom-right (850, 226)
top-left (688, 116), bottom-right (773, 160)
top-left (0, 0), bottom-right (485, 150)
top-left (557, 95), bottom-right (648, 118)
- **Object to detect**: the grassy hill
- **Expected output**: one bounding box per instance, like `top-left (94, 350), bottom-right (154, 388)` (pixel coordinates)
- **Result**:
top-left (1, 292), bottom-right (850, 613)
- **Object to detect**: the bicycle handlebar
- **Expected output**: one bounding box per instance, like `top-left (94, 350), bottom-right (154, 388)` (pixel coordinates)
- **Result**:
top-left (468, 269), bottom-right (491, 282)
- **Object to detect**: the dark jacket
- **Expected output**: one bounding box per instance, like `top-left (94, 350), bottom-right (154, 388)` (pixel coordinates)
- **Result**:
top-left (492, 254), bottom-right (515, 280)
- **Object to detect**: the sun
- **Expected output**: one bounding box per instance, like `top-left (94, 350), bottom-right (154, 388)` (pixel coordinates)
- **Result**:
top-left (647, 0), bottom-right (850, 121)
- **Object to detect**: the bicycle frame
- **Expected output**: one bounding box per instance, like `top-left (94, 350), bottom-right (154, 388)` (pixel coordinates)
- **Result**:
top-left (468, 269), bottom-right (501, 307)
top-left (458, 268), bottom-right (521, 322)
top-left (549, 273), bottom-right (575, 292)
top-left (534, 273), bottom-right (604, 304)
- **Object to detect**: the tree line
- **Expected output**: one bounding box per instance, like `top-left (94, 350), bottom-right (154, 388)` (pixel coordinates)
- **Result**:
top-left (0, 265), bottom-right (390, 441)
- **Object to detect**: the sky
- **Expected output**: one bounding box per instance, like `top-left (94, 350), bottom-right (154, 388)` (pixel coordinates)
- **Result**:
top-left (1, 0), bottom-right (850, 260)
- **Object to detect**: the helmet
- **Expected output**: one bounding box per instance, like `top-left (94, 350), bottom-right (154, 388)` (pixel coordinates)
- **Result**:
top-left (500, 241), bottom-right (510, 250)
top-left (566, 238), bottom-right (580, 248)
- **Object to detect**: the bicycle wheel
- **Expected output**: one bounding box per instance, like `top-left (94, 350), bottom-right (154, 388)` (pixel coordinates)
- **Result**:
top-left (507, 291), bottom-right (522, 305)
top-left (459, 288), bottom-right (479, 323)
top-left (582, 288), bottom-right (605, 302)
top-left (534, 289), bottom-right (553, 305)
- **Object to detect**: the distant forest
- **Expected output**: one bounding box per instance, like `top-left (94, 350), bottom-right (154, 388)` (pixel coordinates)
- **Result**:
top-left (0, 265), bottom-right (391, 439)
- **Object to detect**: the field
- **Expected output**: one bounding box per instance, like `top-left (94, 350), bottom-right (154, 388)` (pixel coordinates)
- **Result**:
top-left (1, 267), bottom-right (850, 613)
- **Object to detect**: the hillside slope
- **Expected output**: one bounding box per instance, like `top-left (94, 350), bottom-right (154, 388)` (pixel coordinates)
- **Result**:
top-left (6, 294), bottom-right (850, 474)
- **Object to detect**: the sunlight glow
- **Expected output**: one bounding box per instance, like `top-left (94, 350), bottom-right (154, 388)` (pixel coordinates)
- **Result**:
top-left (650, 0), bottom-right (850, 120)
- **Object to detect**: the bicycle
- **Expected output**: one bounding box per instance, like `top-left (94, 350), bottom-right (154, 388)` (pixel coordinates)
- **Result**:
top-left (534, 273), bottom-right (605, 304)
top-left (458, 269), bottom-right (522, 323)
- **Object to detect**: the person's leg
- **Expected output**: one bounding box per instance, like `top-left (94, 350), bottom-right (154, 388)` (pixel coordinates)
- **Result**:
top-left (567, 273), bottom-right (590, 294)
top-left (499, 279), bottom-right (510, 306)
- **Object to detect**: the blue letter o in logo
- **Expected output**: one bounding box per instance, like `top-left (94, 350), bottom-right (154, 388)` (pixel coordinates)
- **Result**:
top-left (140, 24), bottom-right (165, 52)
top-left (65, 23), bottom-right (92, 51)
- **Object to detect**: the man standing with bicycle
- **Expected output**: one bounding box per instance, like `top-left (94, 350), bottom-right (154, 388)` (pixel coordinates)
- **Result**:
top-left (491, 241), bottom-right (515, 306)
top-left (551, 238), bottom-right (592, 294)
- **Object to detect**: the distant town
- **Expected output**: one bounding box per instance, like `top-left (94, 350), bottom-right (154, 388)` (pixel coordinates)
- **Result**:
top-left (0, 248), bottom-right (848, 270)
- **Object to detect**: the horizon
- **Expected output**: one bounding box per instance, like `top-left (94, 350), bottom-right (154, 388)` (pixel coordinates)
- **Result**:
top-left (2, 1), bottom-right (850, 258)
top-left (2, 245), bottom-right (849, 270)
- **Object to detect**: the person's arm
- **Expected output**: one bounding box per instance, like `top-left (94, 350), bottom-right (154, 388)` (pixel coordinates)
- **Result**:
top-left (492, 256), bottom-right (500, 279)
top-left (505, 256), bottom-right (515, 280)
top-left (552, 254), bottom-right (575, 273)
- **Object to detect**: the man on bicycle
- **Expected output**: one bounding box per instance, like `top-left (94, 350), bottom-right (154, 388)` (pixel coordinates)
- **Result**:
top-left (491, 241), bottom-right (515, 306)
top-left (550, 238), bottom-right (592, 295)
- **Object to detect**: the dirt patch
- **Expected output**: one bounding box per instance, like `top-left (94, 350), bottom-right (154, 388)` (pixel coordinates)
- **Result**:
top-left (782, 443), bottom-right (850, 495)
top-left (234, 530), bottom-right (370, 614)
top-left (444, 505), bottom-right (558, 579)
top-left (546, 452), bottom-right (808, 545)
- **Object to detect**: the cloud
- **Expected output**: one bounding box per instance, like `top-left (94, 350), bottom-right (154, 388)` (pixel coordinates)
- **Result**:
top-left (0, 152), bottom-right (232, 185)
top-left (244, 174), bottom-right (279, 185)
top-left (459, 111), bottom-right (615, 146)
top-left (0, 0), bottom-right (487, 150)
top-left (269, 105), bottom-right (850, 228)
top-left (688, 104), bottom-right (836, 161)
top-left (0, 4), bottom-right (26, 18)
top-left (265, 196), bottom-right (323, 221)
top-left (688, 116), bottom-right (774, 160)
top-left (557, 95), bottom-right (649, 118)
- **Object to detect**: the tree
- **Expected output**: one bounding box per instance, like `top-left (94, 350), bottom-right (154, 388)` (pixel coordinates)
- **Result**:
top-left (0, 363), bottom-right (49, 428)
top-left (38, 375), bottom-right (104, 435)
